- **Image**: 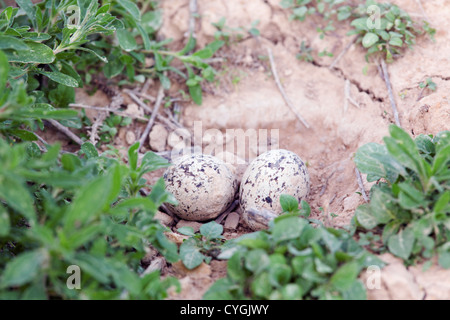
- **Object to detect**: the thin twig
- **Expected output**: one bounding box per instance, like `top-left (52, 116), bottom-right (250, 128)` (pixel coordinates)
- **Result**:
top-left (355, 168), bottom-right (369, 203)
top-left (329, 36), bottom-right (357, 70)
top-left (320, 170), bottom-right (336, 196)
top-left (48, 119), bottom-right (83, 145)
top-left (267, 47), bottom-right (310, 129)
top-left (130, 90), bottom-right (156, 103)
top-left (415, 0), bottom-right (430, 23)
top-left (141, 79), bottom-right (153, 95)
top-left (380, 59), bottom-right (401, 127)
top-left (69, 103), bottom-right (148, 121)
top-left (34, 133), bottom-right (48, 152)
top-left (344, 79), bottom-right (350, 113)
top-left (124, 89), bottom-right (180, 130)
top-left (138, 85), bottom-right (165, 152)
top-left (344, 79), bottom-right (360, 112)
top-left (187, 0), bottom-right (198, 39)
top-left (215, 200), bottom-right (239, 224)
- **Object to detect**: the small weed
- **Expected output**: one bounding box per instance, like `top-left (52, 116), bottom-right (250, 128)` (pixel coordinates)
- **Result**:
top-left (354, 125), bottom-right (450, 267)
top-left (296, 41), bottom-right (314, 62)
top-left (177, 221), bottom-right (225, 269)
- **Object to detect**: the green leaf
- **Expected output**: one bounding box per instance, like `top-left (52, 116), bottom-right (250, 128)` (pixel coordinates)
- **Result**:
top-left (0, 50), bottom-right (8, 90)
top-left (269, 263), bottom-right (291, 286)
top-left (128, 142), bottom-right (139, 170)
top-left (80, 142), bottom-right (98, 159)
top-left (342, 280), bottom-right (367, 300)
top-left (280, 194), bottom-right (299, 212)
top-left (16, 0), bottom-right (36, 28)
top-left (227, 251), bottom-right (246, 281)
top-left (0, 205), bottom-right (10, 237)
top-left (116, 29), bottom-right (137, 51)
top-left (245, 249), bottom-right (270, 273)
top-left (330, 261), bottom-right (359, 291)
top-left (140, 152), bottom-right (170, 173)
top-left (1, 249), bottom-right (46, 288)
top-left (355, 204), bottom-right (377, 229)
top-left (384, 125), bottom-right (424, 177)
top-left (362, 33), bottom-right (379, 48)
top-left (118, 0), bottom-right (141, 21)
top-left (370, 187), bottom-right (396, 223)
top-left (136, 23), bottom-right (151, 50)
top-left (64, 174), bottom-right (113, 229)
top-left (76, 47), bottom-right (108, 63)
top-left (0, 174), bottom-right (36, 222)
top-left (177, 226), bottom-right (195, 236)
top-left (433, 144), bottom-right (450, 175)
top-left (188, 82), bottom-right (202, 105)
top-left (389, 37), bottom-right (403, 47)
top-left (39, 70), bottom-right (79, 87)
top-left (251, 272), bottom-right (272, 298)
top-left (5, 41), bottom-right (54, 64)
top-left (0, 36), bottom-right (28, 50)
top-left (438, 251), bottom-right (450, 269)
top-left (272, 216), bottom-right (307, 243)
top-left (155, 231), bottom-right (179, 263)
top-left (74, 253), bottom-right (111, 284)
top-left (180, 238), bottom-right (204, 269)
top-left (351, 18), bottom-right (368, 31)
top-left (355, 142), bottom-right (406, 183)
top-left (388, 227), bottom-right (415, 260)
top-left (8, 129), bottom-right (37, 141)
top-left (282, 284), bottom-right (303, 300)
top-left (200, 221), bottom-right (223, 239)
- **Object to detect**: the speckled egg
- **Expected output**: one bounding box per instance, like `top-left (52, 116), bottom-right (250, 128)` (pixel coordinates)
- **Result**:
top-left (163, 154), bottom-right (238, 221)
top-left (240, 149), bottom-right (310, 229)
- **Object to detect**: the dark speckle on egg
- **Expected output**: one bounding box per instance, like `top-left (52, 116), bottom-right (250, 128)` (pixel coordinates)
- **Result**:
top-left (163, 153), bottom-right (237, 221)
top-left (239, 149), bottom-right (310, 230)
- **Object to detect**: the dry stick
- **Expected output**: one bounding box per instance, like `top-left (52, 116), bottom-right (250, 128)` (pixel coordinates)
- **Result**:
top-left (415, 0), bottom-right (430, 22)
top-left (329, 36), bottom-right (357, 70)
top-left (187, 0), bottom-right (198, 39)
top-left (124, 89), bottom-right (180, 130)
top-left (355, 168), bottom-right (369, 203)
top-left (344, 79), bottom-right (350, 113)
top-left (138, 85), bottom-right (165, 153)
top-left (344, 80), bottom-right (360, 111)
top-left (267, 47), bottom-right (310, 129)
top-left (69, 103), bottom-right (149, 121)
top-left (215, 200), bottom-right (239, 224)
top-left (380, 59), bottom-right (401, 127)
top-left (132, 90), bottom-right (156, 103)
top-left (48, 119), bottom-right (83, 145)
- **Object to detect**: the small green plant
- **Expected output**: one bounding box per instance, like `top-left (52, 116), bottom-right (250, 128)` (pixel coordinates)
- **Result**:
top-left (349, 2), bottom-right (421, 63)
top-left (212, 17), bottom-right (260, 45)
top-left (204, 195), bottom-right (383, 300)
top-left (0, 141), bottom-right (180, 299)
top-left (296, 41), bottom-right (314, 62)
top-left (177, 221), bottom-right (225, 269)
top-left (419, 78), bottom-right (437, 92)
top-left (354, 125), bottom-right (450, 268)
top-left (281, 0), bottom-right (435, 63)
top-left (98, 114), bottom-right (132, 144)
top-left (318, 49), bottom-right (333, 57)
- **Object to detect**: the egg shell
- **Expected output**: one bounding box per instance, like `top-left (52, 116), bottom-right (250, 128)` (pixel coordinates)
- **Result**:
top-left (163, 154), bottom-right (237, 221)
top-left (239, 149), bottom-right (310, 227)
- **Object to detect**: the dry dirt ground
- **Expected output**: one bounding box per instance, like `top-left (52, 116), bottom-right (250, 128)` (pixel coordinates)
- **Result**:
top-left (75, 0), bottom-right (450, 299)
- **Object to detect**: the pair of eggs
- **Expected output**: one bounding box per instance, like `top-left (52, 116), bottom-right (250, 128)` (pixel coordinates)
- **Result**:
top-left (163, 149), bottom-right (310, 230)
